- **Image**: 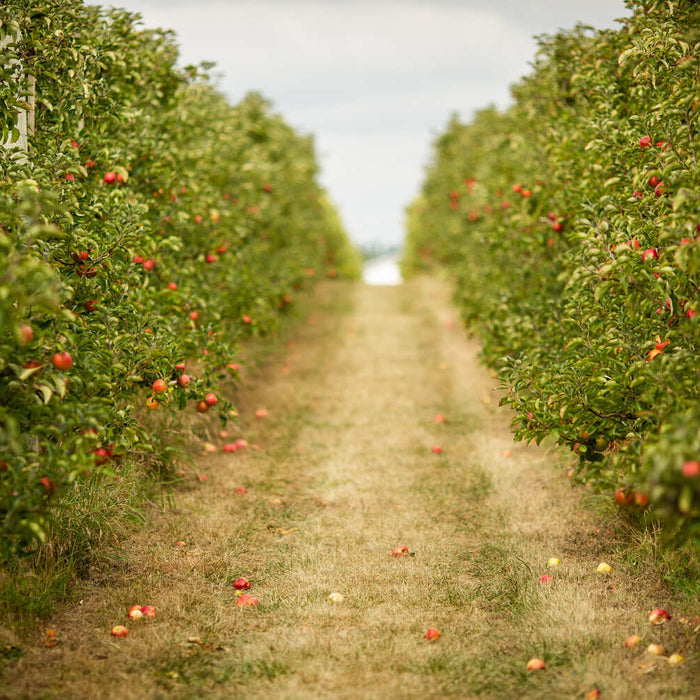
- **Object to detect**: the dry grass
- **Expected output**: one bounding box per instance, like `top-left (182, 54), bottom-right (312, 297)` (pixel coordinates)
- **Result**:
top-left (1, 278), bottom-right (698, 699)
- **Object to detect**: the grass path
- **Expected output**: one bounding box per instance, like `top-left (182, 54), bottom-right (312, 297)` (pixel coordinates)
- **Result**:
top-left (3, 278), bottom-right (698, 698)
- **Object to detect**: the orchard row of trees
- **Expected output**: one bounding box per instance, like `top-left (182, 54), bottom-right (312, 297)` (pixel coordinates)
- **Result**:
top-left (404, 0), bottom-right (700, 544)
top-left (0, 1), bottom-right (359, 568)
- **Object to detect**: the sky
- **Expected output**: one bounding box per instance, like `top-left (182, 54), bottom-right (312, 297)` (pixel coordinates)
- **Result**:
top-left (96, 0), bottom-right (631, 250)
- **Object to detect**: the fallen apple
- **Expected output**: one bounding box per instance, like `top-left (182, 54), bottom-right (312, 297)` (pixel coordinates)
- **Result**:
top-left (140, 605), bottom-right (156, 619)
top-left (392, 545), bottom-right (409, 557)
top-left (236, 594), bottom-right (259, 607)
top-left (596, 562), bottom-right (612, 574)
top-left (648, 608), bottom-right (670, 625)
top-left (526, 658), bottom-right (546, 672)
top-left (327, 592), bottom-right (344, 604)
top-left (233, 577), bottom-right (251, 590)
top-left (647, 643), bottom-right (665, 656)
top-left (539, 575), bottom-right (553, 584)
top-left (432, 445), bottom-right (443, 454)
top-left (624, 634), bottom-right (642, 649)
top-left (668, 653), bottom-right (684, 666)
top-left (128, 605), bottom-right (143, 620)
top-left (423, 628), bottom-right (440, 641)
top-left (547, 558), bottom-right (560, 568)
top-left (255, 408), bottom-right (268, 419)
top-left (111, 625), bottom-right (129, 637)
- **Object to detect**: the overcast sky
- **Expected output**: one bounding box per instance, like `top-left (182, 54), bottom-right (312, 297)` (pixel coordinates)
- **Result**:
top-left (97, 0), bottom-right (631, 249)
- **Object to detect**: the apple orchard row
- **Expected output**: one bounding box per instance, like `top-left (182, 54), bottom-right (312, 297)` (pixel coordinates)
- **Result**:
top-left (0, 2), bottom-right (360, 563)
top-left (403, 1), bottom-right (700, 543)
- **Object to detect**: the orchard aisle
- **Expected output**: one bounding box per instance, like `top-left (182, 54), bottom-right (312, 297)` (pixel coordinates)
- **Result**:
top-left (5, 279), bottom-right (697, 699)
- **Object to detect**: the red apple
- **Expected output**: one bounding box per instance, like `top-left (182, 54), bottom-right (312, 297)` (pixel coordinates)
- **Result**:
top-left (639, 135), bottom-right (652, 148)
top-left (654, 181), bottom-right (665, 197)
top-left (140, 605), bottom-right (156, 619)
top-left (648, 608), bottom-right (670, 625)
top-left (93, 447), bottom-right (109, 465)
top-left (204, 393), bottom-right (217, 406)
top-left (255, 408), bottom-right (268, 419)
top-left (19, 324), bottom-right (33, 344)
top-left (128, 605), bottom-right (143, 620)
top-left (641, 248), bottom-right (658, 262)
top-left (526, 658), bottom-right (546, 672)
top-left (624, 634), bottom-right (642, 649)
top-left (111, 625), bottom-right (129, 637)
top-left (432, 445), bottom-right (443, 454)
top-left (52, 352), bottom-right (73, 370)
top-left (142, 259), bottom-right (156, 271)
top-left (614, 488), bottom-right (633, 506)
top-left (236, 594), bottom-right (258, 607)
top-left (682, 460), bottom-right (699, 477)
top-left (423, 628), bottom-right (441, 641)
top-left (104, 171), bottom-right (117, 184)
top-left (392, 545), bottom-right (409, 557)
top-left (152, 379), bottom-right (168, 394)
top-left (648, 175), bottom-right (659, 187)
top-left (167, 282), bottom-right (178, 291)
top-left (177, 374), bottom-right (190, 388)
top-left (189, 311), bottom-right (199, 322)
top-left (196, 401), bottom-right (209, 413)
top-left (539, 575), bottom-right (553, 584)
top-left (233, 577), bottom-right (250, 590)
top-left (85, 300), bottom-right (98, 312)
top-left (242, 314), bottom-right (252, 324)
top-left (175, 362), bottom-right (186, 371)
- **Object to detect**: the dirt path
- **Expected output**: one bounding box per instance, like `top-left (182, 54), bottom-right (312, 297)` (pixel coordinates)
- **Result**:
top-left (3, 278), bottom-right (698, 699)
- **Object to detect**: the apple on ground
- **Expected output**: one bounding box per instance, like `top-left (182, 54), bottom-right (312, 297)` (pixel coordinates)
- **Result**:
top-left (624, 634), bottom-right (642, 649)
top-left (327, 592), bottom-right (344, 603)
top-left (648, 608), bottom-right (670, 625)
top-left (647, 643), bottom-right (665, 656)
top-left (236, 594), bottom-right (259, 607)
top-left (423, 628), bottom-right (441, 641)
top-left (392, 545), bottom-right (409, 557)
top-left (233, 577), bottom-right (250, 590)
top-left (140, 605), bottom-right (156, 619)
top-left (128, 605), bottom-right (143, 620)
top-left (596, 562), bottom-right (612, 574)
top-left (526, 658), bottom-right (545, 671)
top-left (111, 625), bottom-right (128, 637)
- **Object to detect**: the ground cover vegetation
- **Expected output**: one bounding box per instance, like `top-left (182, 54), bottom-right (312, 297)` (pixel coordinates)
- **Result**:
top-left (403, 0), bottom-right (700, 547)
top-left (0, 0), bottom-right (359, 605)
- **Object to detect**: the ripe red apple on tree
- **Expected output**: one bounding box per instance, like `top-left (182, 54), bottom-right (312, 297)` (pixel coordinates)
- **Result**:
top-left (152, 379), bottom-right (168, 394)
top-left (204, 393), bottom-right (217, 406)
top-left (639, 135), bottom-right (652, 148)
top-left (52, 352), bottom-right (73, 370)
top-left (104, 171), bottom-right (117, 184)
top-left (177, 374), bottom-right (190, 388)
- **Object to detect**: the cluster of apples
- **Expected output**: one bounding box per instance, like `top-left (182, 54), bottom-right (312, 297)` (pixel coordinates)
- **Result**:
top-left (624, 608), bottom-right (684, 665)
top-left (110, 604), bottom-right (157, 638)
top-left (233, 577), bottom-right (259, 607)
